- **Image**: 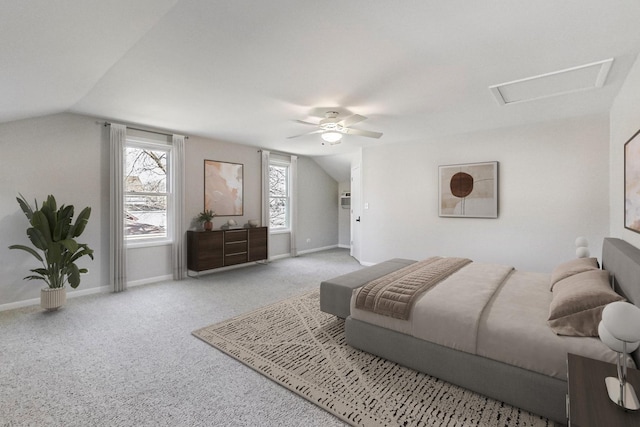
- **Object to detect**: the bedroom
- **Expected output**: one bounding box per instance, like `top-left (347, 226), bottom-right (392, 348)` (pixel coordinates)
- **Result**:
top-left (2, 1), bottom-right (640, 425)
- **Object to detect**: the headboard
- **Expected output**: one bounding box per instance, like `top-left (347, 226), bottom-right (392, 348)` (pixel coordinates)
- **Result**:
top-left (602, 238), bottom-right (640, 365)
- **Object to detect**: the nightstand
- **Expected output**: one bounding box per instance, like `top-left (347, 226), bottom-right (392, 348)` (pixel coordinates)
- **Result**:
top-left (567, 353), bottom-right (640, 426)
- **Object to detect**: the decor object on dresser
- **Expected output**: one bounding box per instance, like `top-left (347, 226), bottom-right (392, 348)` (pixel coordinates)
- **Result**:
top-left (598, 301), bottom-right (640, 410)
top-left (625, 129), bottom-right (640, 234)
top-left (439, 161), bottom-right (498, 218)
top-left (193, 290), bottom-right (551, 427)
top-left (9, 194), bottom-right (94, 311)
top-left (196, 209), bottom-right (215, 231)
top-left (186, 227), bottom-right (267, 276)
top-left (204, 159), bottom-right (243, 216)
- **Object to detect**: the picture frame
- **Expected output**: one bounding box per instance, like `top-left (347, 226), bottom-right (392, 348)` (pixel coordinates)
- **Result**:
top-left (439, 161), bottom-right (498, 218)
top-left (625, 129), bottom-right (640, 234)
top-left (204, 160), bottom-right (243, 216)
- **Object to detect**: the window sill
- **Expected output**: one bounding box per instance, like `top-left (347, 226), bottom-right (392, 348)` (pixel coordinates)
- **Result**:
top-left (126, 238), bottom-right (173, 249)
top-left (270, 229), bottom-right (291, 235)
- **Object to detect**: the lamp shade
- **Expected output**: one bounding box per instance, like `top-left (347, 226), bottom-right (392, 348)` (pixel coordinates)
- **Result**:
top-left (602, 301), bottom-right (640, 343)
top-left (575, 236), bottom-right (589, 248)
top-left (575, 247), bottom-right (590, 258)
top-left (321, 131), bottom-right (342, 143)
top-left (599, 321), bottom-right (640, 353)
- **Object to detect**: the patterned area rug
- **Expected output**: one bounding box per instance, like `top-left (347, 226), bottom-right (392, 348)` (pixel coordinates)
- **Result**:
top-left (193, 291), bottom-right (552, 427)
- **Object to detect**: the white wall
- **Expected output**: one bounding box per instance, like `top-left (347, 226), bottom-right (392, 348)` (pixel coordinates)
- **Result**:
top-left (297, 156), bottom-right (339, 252)
top-left (0, 113), bottom-right (109, 305)
top-left (610, 52), bottom-right (640, 249)
top-left (360, 114), bottom-right (610, 272)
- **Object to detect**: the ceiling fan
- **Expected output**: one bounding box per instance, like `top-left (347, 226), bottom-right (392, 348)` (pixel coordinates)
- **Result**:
top-left (288, 111), bottom-right (383, 145)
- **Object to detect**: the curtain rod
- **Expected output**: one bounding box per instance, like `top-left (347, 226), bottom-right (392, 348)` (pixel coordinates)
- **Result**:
top-left (257, 148), bottom-right (298, 157)
top-left (103, 122), bottom-right (189, 139)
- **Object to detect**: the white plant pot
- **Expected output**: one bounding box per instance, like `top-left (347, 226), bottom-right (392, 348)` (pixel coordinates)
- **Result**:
top-left (41, 287), bottom-right (66, 311)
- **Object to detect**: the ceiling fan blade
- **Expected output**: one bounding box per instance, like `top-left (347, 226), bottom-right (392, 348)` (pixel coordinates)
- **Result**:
top-left (287, 129), bottom-right (323, 139)
top-left (343, 128), bottom-right (383, 139)
top-left (294, 119), bottom-right (319, 126)
top-left (338, 114), bottom-right (366, 127)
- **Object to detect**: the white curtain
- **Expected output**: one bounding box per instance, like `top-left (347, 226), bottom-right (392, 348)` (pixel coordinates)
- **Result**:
top-left (172, 134), bottom-right (186, 279)
top-left (290, 155), bottom-right (298, 257)
top-left (109, 124), bottom-right (127, 292)
top-left (260, 150), bottom-right (271, 261)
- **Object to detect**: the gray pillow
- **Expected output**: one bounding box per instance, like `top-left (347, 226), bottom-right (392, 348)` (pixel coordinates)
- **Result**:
top-left (549, 257), bottom-right (599, 291)
top-left (548, 269), bottom-right (625, 336)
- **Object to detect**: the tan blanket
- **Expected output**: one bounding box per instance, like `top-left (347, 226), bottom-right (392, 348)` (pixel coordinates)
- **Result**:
top-left (354, 257), bottom-right (472, 320)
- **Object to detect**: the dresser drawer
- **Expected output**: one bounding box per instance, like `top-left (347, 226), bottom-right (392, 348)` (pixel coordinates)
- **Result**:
top-left (225, 241), bottom-right (247, 255)
top-left (225, 253), bottom-right (247, 266)
top-left (225, 230), bottom-right (248, 242)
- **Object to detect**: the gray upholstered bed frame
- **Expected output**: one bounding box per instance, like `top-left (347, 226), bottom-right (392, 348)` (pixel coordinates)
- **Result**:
top-left (321, 238), bottom-right (640, 424)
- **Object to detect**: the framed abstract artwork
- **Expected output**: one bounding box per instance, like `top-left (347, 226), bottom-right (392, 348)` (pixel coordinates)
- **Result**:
top-left (625, 129), bottom-right (640, 234)
top-left (439, 161), bottom-right (498, 218)
top-left (204, 160), bottom-right (243, 216)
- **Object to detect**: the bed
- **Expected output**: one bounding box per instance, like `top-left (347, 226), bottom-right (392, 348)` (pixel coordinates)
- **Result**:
top-left (320, 238), bottom-right (640, 424)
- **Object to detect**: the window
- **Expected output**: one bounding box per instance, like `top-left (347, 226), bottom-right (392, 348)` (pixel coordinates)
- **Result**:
top-left (124, 138), bottom-right (172, 245)
top-left (269, 161), bottom-right (290, 230)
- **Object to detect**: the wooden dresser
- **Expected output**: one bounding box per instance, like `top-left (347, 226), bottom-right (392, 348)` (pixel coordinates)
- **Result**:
top-left (187, 227), bottom-right (268, 275)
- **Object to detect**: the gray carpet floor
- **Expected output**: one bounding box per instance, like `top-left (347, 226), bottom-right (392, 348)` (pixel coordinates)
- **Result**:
top-left (1, 248), bottom-right (362, 427)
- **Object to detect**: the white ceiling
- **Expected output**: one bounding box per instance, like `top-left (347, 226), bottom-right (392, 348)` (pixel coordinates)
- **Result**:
top-left (3, 1), bottom-right (640, 180)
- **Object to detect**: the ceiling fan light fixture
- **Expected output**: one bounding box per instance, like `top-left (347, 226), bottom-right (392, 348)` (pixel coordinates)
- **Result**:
top-left (321, 131), bottom-right (342, 144)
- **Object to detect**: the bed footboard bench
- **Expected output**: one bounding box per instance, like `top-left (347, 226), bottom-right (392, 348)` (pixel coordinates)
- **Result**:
top-left (320, 258), bottom-right (417, 318)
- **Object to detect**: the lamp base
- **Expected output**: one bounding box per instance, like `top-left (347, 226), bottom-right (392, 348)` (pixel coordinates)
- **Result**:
top-left (605, 377), bottom-right (640, 410)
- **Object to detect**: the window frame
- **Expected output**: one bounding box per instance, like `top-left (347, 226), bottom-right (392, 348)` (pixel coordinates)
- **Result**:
top-left (124, 137), bottom-right (173, 248)
top-left (268, 159), bottom-right (291, 233)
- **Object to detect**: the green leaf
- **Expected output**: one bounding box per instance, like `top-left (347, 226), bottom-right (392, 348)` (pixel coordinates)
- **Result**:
top-left (30, 211), bottom-right (52, 244)
top-left (45, 195), bottom-right (57, 212)
top-left (47, 243), bottom-right (62, 265)
top-left (26, 228), bottom-right (48, 252)
top-left (16, 194), bottom-right (34, 220)
top-left (68, 263), bottom-right (80, 289)
top-left (70, 245), bottom-right (94, 263)
top-left (24, 275), bottom-right (46, 282)
top-left (56, 205), bottom-right (74, 241)
top-left (8, 244), bottom-right (43, 262)
top-left (70, 207), bottom-right (91, 238)
top-left (59, 239), bottom-right (79, 253)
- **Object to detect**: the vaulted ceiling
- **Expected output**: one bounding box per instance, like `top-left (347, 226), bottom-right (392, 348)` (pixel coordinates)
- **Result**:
top-left (2, 1), bottom-right (640, 166)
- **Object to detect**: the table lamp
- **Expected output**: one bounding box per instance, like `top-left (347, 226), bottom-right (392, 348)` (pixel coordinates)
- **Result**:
top-left (598, 301), bottom-right (640, 410)
top-left (575, 236), bottom-right (590, 258)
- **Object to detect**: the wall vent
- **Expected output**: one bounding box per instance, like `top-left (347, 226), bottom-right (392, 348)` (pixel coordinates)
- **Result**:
top-left (489, 58), bottom-right (613, 106)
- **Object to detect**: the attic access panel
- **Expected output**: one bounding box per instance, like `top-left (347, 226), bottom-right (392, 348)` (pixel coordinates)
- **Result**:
top-left (489, 58), bottom-right (613, 105)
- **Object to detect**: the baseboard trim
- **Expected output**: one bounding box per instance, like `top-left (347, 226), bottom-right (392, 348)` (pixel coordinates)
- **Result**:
top-left (1, 274), bottom-right (175, 312)
top-left (0, 285), bottom-right (111, 312)
top-left (127, 274), bottom-right (173, 288)
top-left (270, 244), bottom-right (341, 260)
top-left (297, 244), bottom-right (339, 255)
top-left (338, 244), bottom-right (351, 249)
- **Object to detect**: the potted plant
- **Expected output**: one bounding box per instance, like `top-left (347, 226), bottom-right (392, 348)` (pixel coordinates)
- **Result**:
top-left (197, 209), bottom-right (216, 231)
top-left (9, 194), bottom-right (94, 311)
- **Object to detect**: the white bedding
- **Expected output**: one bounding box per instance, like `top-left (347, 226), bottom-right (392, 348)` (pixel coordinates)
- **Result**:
top-left (350, 262), bottom-right (632, 380)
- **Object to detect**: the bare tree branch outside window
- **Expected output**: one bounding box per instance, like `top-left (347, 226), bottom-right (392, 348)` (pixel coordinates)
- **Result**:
top-left (269, 164), bottom-right (289, 229)
top-left (124, 146), bottom-right (169, 238)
